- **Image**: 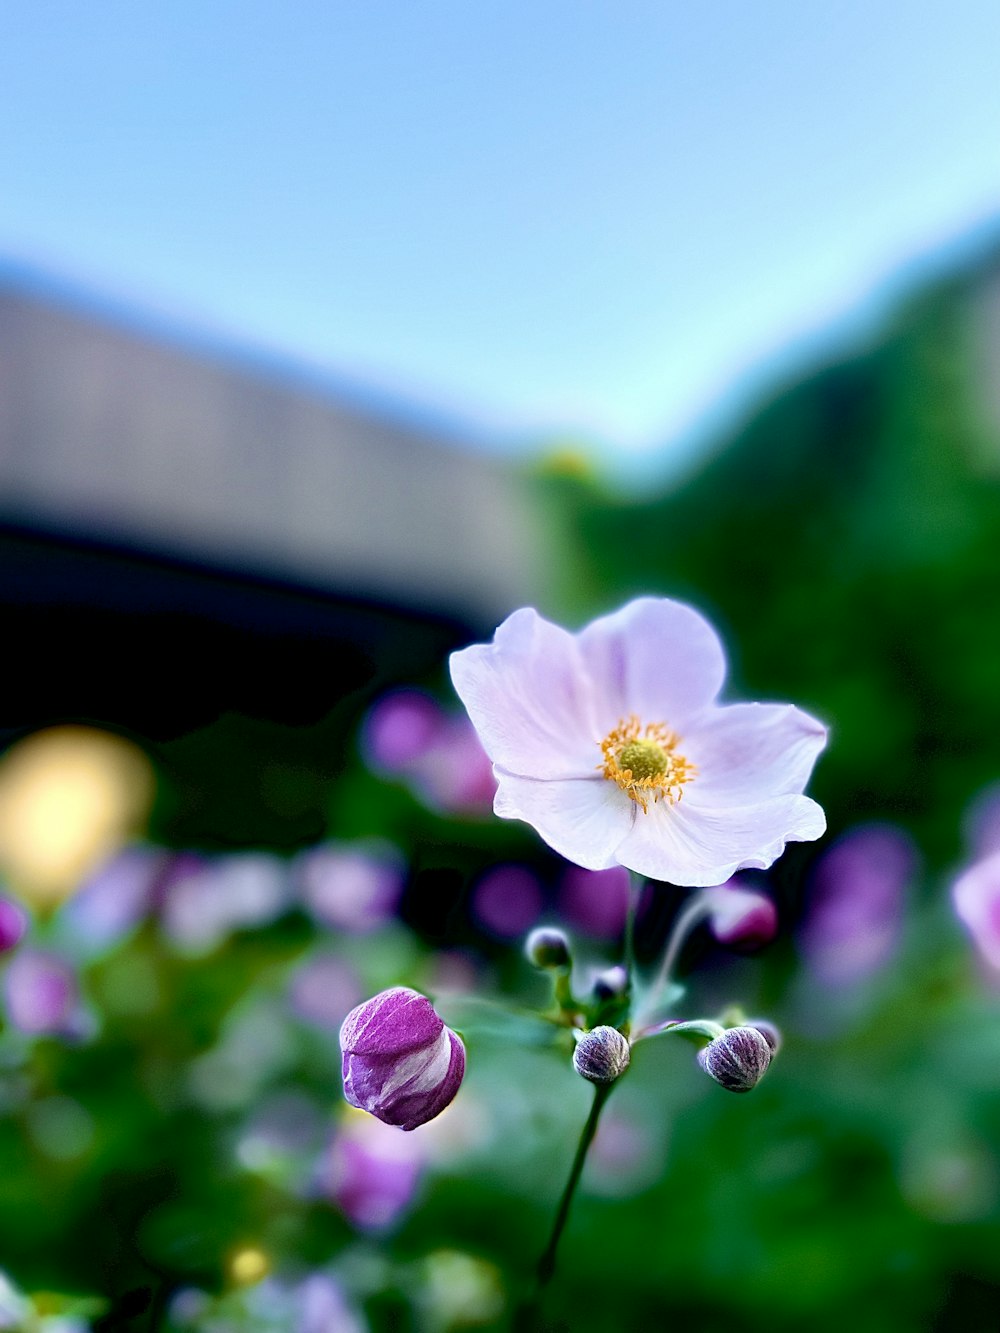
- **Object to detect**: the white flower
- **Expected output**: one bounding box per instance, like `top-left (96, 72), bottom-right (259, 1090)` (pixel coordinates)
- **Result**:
top-left (450, 598), bottom-right (827, 887)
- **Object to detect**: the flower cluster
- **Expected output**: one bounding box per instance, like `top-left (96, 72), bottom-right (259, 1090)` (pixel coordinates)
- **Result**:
top-left (339, 597), bottom-right (826, 1164)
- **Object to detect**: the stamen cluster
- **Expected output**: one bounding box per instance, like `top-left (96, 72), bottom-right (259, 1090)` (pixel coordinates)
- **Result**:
top-left (599, 716), bottom-right (696, 813)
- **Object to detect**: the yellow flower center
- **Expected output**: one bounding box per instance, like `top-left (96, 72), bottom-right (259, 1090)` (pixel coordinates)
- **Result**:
top-left (599, 716), bottom-right (696, 813)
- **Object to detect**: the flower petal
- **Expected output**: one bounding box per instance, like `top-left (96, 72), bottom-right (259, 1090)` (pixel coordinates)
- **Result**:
top-left (493, 771), bottom-right (632, 870)
top-left (952, 851), bottom-right (1000, 970)
top-left (684, 703), bottom-right (827, 806)
top-left (450, 608), bottom-right (599, 780)
top-left (577, 597), bottom-right (727, 730)
top-left (616, 794), bottom-right (826, 887)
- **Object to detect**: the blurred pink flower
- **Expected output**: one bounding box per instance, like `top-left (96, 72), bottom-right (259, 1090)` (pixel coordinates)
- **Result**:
top-left (953, 849), bottom-right (1000, 970)
top-left (363, 689), bottom-right (443, 773)
top-left (801, 824), bottom-right (916, 984)
top-left (288, 953), bottom-right (362, 1030)
top-left (0, 896), bottom-right (27, 955)
top-left (584, 1106), bottom-right (663, 1197)
top-left (451, 598), bottom-right (827, 886)
top-left (162, 853), bottom-right (290, 954)
top-left (3, 950), bottom-right (82, 1037)
top-left (963, 782), bottom-right (1000, 862)
top-left (362, 690), bottom-right (496, 817)
top-left (559, 865), bottom-right (630, 939)
top-left (321, 1111), bottom-right (425, 1231)
top-left (63, 845), bottom-right (163, 951)
top-left (297, 842), bottom-right (404, 933)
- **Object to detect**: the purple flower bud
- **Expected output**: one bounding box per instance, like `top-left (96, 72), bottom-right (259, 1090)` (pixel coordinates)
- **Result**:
top-left (745, 1019), bottom-right (782, 1055)
top-left (701, 877), bottom-right (778, 949)
top-left (573, 1025), bottom-right (630, 1085)
top-left (340, 987), bottom-right (465, 1131)
top-left (698, 1025), bottom-right (772, 1093)
top-left (0, 896), bottom-right (28, 954)
top-left (525, 927), bottom-right (571, 970)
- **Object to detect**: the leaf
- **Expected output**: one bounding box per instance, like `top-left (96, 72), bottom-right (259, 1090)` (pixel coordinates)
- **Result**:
top-left (433, 994), bottom-right (561, 1047)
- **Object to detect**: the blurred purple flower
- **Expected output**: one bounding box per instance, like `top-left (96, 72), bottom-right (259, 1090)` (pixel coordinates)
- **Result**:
top-left (558, 865), bottom-right (630, 940)
top-left (62, 845), bottom-right (163, 951)
top-left (3, 950), bottom-right (81, 1037)
top-left (415, 716), bottom-right (497, 816)
top-left (297, 842), bottom-right (404, 933)
top-left (701, 876), bottom-right (778, 949)
top-left (963, 782), bottom-right (1000, 862)
top-left (953, 850), bottom-right (1000, 970)
top-left (361, 690), bottom-right (496, 817)
top-left (0, 896), bottom-right (27, 955)
top-left (162, 853), bottom-right (290, 954)
top-left (292, 1274), bottom-right (367, 1333)
top-left (801, 824), bottom-right (917, 985)
top-left (340, 987), bottom-right (465, 1131)
top-left (471, 864), bottom-right (543, 940)
top-left (321, 1111), bottom-right (425, 1231)
top-left (585, 1106), bottom-right (663, 1197)
top-left (363, 689), bottom-right (444, 773)
top-left (288, 953), bottom-right (362, 1031)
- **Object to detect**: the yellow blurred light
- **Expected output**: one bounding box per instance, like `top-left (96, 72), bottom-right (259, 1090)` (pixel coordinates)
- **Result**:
top-left (421, 1250), bottom-right (505, 1326)
top-left (229, 1246), bottom-right (269, 1286)
top-left (0, 726), bottom-right (155, 910)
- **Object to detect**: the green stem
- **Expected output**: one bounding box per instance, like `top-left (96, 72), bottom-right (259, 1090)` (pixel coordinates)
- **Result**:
top-left (623, 872), bottom-right (643, 991)
top-left (634, 892), bottom-right (710, 1028)
top-left (536, 1082), bottom-right (613, 1288)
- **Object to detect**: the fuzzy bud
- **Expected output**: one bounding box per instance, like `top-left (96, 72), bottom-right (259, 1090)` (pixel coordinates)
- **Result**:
top-left (573, 1025), bottom-right (630, 1085)
top-left (525, 927), bottom-right (571, 970)
top-left (592, 965), bottom-right (628, 1001)
top-left (746, 1019), bottom-right (782, 1055)
top-left (697, 1025), bottom-right (772, 1093)
top-left (339, 987), bottom-right (465, 1131)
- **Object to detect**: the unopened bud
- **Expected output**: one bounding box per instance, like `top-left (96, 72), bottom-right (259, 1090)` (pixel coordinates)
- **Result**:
top-left (573, 1025), bottom-right (630, 1085)
top-left (702, 880), bottom-right (778, 950)
top-left (339, 987), bottom-right (465, 1130)
top-left (746, 1019), bottom-right (782, 1055)
top-left (592, 965), bottom-right (628, 1001)
top-left (525, 927), bottom-right (571, 970)
top-left (697, 1025), bottom-right (772, 1093)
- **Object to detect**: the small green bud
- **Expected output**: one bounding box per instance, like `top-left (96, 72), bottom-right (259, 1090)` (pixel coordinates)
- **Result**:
top-left (526, 927), bottom-right (571, 970)
top-left (573, 1025), bottom-right (630, 1085)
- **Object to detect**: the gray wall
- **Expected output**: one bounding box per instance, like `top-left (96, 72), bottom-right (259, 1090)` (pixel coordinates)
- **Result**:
top-left (0, 284), bottom-right (554, 623)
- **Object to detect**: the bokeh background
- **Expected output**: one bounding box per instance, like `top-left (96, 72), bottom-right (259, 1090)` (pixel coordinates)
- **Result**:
top-left (2, 5), bottom-right (1000, 1330)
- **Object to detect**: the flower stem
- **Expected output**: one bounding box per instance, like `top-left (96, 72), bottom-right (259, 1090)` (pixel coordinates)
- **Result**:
top-left (536, 1081), bottom-right (613, 1289)
top-left (633, 891), bottom-right (711, 1029)
top-left (623, 872), bottom-right (643, 991)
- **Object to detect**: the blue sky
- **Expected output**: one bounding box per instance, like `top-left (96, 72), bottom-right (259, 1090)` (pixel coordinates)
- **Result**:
top-left (3, 3), bottom-right (1000, 475)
